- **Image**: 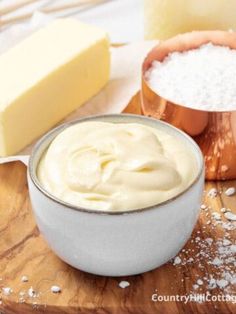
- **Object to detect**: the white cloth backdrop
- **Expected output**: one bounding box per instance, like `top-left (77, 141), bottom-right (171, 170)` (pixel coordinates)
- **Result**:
top-left (0, 0), bottom-right (144, 42)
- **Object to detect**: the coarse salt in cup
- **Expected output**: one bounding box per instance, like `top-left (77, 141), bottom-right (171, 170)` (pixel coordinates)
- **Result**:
top-left (142, 31), bottom-right (236, 180)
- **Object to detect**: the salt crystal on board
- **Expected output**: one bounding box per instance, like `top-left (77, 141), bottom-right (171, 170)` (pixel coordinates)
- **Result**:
top-left (224, 212), bottom-right (236, 221)
top-left (212, 212), bottom-right (221, 220)
top-left (222, 222), bottom-right (236, 230)
top-left (225, 187), bottom-right (236, 196)
top-left (205, 238), bottom-right (213, 245)
top-left (197, 279), bottom-right (203, 285)
top-left (173, 256), bottom-right (181, 265)
top-left (2, 287), bottom-right (12, 296)
top-left (211, 257), bottom-right (223, 266)
top-left (21, 275), bottom-right (28, 282)
top-left (230, 245), bottom-right (236, 253)
top-left (222, 239), bottom-right (232, 246)
top-left (118, 281), bottom-right (130, 289)
top-left (51, 285), bottom-right (61, 293)
top-left (208, 278), bottom-right (217, 289)
top-left (28, 287), bottom-right (36, 297)
top-left (207, 188), bottom-right (218, 198)
top-left (216, 279), bottom-right (229, 289)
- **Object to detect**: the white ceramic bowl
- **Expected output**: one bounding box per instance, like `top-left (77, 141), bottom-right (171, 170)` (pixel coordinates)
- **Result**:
top-left (27, 114), bottom-right (204, 276)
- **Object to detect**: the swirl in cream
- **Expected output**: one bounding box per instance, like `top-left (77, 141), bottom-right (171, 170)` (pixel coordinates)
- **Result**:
top-left (37, 122), bottom-right (198, 211)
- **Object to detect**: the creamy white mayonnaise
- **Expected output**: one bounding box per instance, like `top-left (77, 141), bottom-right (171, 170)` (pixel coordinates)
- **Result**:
top-left (37, 121), bottom-right (198, 211)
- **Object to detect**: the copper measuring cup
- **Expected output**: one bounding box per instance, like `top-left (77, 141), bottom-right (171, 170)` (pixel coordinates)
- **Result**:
top-left (141, 31), bottom-right (236, 180)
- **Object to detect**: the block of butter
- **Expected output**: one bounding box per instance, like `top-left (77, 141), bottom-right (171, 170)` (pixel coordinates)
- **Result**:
top-left (0, 18), bottom-right (110, 156)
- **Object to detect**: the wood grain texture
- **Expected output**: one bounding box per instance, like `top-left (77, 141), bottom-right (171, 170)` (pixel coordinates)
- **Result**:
top-left (0, 95), bottom-right (235, 314)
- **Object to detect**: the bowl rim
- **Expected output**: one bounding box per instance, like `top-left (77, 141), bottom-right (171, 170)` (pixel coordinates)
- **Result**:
top-left (28, 113), bottom-right (204, 215)
top-left (142, 30), bottom-right (236, 113)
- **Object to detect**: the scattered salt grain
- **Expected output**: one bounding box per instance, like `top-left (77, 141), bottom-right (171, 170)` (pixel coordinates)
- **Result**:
top-left (205, 238), bottom-right (213, 246)
top-left (173, 256), bottom-right (181, 265)
top-left (207, 188), bottom-right (218, 198)
top-left (21, 276), bottom-right (28, 283)
top-left (171, 193), bottom-right (236, 296)
top-left (230, 245), bottom-right (236, 253)
top-left (225, 187), bottom-right (236, 196)
top-left (51, 285), bottom-right (61, 293)
top-left (28, 287), bottom-right (36, 298)
top-left (197, 279), bottom-right (203, 286)
top-left (2, 287), bottom-right (12, 296)
top-left (212, 212), bottom-right (221, 220)
top-left (201, 204), bottom-right (207, 210)
top-left (118, 281), bottom-right (130, 289)
top-left (222, 221), bottom-right (236, 230)
top-left (223, 239), bottom-right (232, 246)
top-left (146, 43), bottom-right (236, 111)
top-left (208, 278), bottom-right (217, 289)
top-left (224, 212), bottom-right (236, 221)
top-left (211, 257), bottom-right (223, 266)
top-left (216, 279), bottom-right (229, 289)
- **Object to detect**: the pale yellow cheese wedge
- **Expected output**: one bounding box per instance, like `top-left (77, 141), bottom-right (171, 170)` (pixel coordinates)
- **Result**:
top-left (0, 18), bottom-right (110, 156)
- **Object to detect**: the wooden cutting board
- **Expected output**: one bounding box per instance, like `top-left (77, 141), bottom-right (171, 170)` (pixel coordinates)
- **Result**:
top-left (0, 93), bottom-right (236, 314)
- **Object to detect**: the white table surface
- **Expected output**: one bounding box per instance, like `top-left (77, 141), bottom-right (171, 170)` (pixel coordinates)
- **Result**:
top-left (0, 0), bottom-right (144, 43)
